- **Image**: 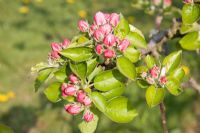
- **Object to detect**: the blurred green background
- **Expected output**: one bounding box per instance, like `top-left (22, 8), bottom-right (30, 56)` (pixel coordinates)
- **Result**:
top-left (0, 0), bottom-right (200, 133)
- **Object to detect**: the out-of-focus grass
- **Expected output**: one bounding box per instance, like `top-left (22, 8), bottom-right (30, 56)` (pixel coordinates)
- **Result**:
top-left (0, 0), bottom-right (199, 133)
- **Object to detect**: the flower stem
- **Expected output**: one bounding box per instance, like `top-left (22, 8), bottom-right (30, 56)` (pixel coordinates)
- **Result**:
top-left (159, 102), bottom-right (168, 133)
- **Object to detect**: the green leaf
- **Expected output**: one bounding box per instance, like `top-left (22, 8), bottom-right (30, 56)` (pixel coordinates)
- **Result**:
top-left (90, 92), bottom-right (107, 112)
top-left (94, 69), bottom-right (126, 92)
top-left (87, 66), bottom-right (103, 82)
top-left (54, 65), bottom-right (68, 82)
top-left (114, 17), bottom-right (130, 39)
top-left (105, 96), bottom-right (138, 123)
top-left (136, 66), bottom-right (148, 74)
top-left (116, 56), bottom-right (136, 80)
top-left (162, 51), bottom-right (182, 73)
top-left (0, 124), bottom-right (14, 133)
top-left (126, 31), bottom-right (147, 49)
top-left (129, 24), bottom-right (145, 39)
top-left (166, 79), bottom-right (182, 96)
top-left (78, 111), bottom-right (99, 133)
top-left (87, 58), bottom-right (98, 76)
top-left (70, 62), bottom-right (87, 80)
top-left (179, 31), bottom-right (200, 50)
top-left (145, 85), bottom-right (165, 108)
top-left (101, 84), bottom-right (125, 100)
top-left (136, 80), bottom-right (149, 89)
top-left (144, 55), bottom-right (156, 69)
top-left (60, 47), bottom-right (93, 62)
top-left (182, 4), bottom-right (200, 24)
top-left (169, 67), bottom-right (185, 81)
top-left (44, 82), bottom-right (61, 103)
top-left (123, 45), bottom-right (141, 63)
top-left (34, 68), bottom-right (54, 92)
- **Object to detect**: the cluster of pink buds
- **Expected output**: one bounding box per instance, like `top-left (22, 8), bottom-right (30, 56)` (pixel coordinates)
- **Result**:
top-left (49, 38), bottom-right (71, 60)
top-left (62, 74), bottom-right (93, 122)
top-left (78, 11), bottom-right (131, 59)
top-left (141, 66), bottom-right (168, 86)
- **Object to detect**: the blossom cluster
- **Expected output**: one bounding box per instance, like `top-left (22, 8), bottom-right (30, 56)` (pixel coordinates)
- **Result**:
top-left (61, 74), bottom-right (94, 122)
top-left (141, 66), bottom-right (167, 86)
top-left (78, 11), bottom-right (131, 59)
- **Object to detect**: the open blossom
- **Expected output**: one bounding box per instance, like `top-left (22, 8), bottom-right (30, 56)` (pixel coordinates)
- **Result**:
top-left (50, 51), bottom-right (60, 60)
top-left (93, 29), bottom-right (104, 42)
top-left (103, 34), bottom-right (116, 47)
top-left (95, 44), bottom-right (103, 55)
top-left (78, 20), bottom-right (89, 32)
top-left (61, 83), bottom-right (76, 96)
top-left (69, 74), bottom-right (78, 83)
top-left (77, 90), bottom-right (86, 103)
top-left (109, 13), bottom-right (120, 27)
top-left (104, 49), bottom-right (115, 58)
top-left (159, 76), bottom-right (167, 85)
top-left (94, 11), bottom-right (107, 26)
top-left (83, 111), bottom-right (94, 122)
top-left (99, 24), bottom-right (112, 35)
top-left (62, 39), bottom-right (70, 48)
top-left (51, 42), bottom-right (62, 52)
top-left (118, 39), bottom-right (130, 51)
top-left (149, 66), bottom-right (160, 78)
top-left (65, 104), bottom-right (81, 115)
top-left (83, 96), bottom-right (92, 106)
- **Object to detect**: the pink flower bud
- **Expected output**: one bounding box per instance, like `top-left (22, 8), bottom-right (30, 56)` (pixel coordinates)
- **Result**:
top-left (146, 76), bottom-right (155, 84)
top-left (115, 37), bottom-right (120, 44)
top-left (78, 20), bottom-right (89, 32)
top-left (93, 29), bottom-right (104, 42)
top-left (65, 104), bottom-right (81, 115)
top-left (94, 11), bottom-right (107, 26)
top-left (104, 49), bottom-right (115, 58)
top-left (83, 96), bottom-right (92, 106)
top-left (149, 66), bottom-right (160, 78)
top-left (118, 39), bottom-right (130, 51)
top-left (163, 0), bottom-right (172, 8)
top-left (99, 24), bottom-right (112, 35)
top-left (69, 74), bottom-right (78, 83)
top-left (89, 24), bottom-right (98, 35)
top-left (159, 76), bottom-right (167, 85)
top-left (51, 42), bottom-right (62, 52)
top-left (109, 13), bottom-right (120, 27)
top-left (50, 51), bottom-right (60, 60)
top-left (104, 13), bottom-right (110, 22)
top-left (77, 90), bottom-right (86, 103)
top-left (95, 44), bottom-right (103, 55)
top-left (61, 83), bottom-right (76, 96)
top-left (103, 34), bottom-right (116, 47)
top-left (83, 111), bottom-right (94, 122)
top-left (62, 39), bottom-right (70, 48)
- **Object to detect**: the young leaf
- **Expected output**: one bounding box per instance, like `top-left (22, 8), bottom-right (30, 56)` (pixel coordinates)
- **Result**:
top-left (35, 68), bottom-right (54, 92)
top-left (123, 45), bottom-right (141, 63)
top-left (94, 69), bottom-right (126, 91)
top-left (101, 84), bottom-right (125, 100)
top-left (179, 31), bottom-right (200, 50)
top-left (78, 111), bottom-right (99, 133)
top-left (116, 56), bottom-right (136, 80)
top-left (87, 58), bottom-right (98, 76)
top-left (105, 96), bottom-right (138, 123)
top-left (144, 55), bottom-right (156, 69)
top-left (126, 31), bottom-right (147, 49)
top-left (90, 92), bottom-right (107, 112)
top-left (54, 65), bottom-right (68, 82)
top-left (166, 79), bottom-right (183, 96)
top-left (145, 85), bottom-right (165, 108)
top-left (87, 66), bottom-right (103, 82)
top-left (169, 67), bottom-right (185, 81)
top-left (182, 4), bottom-right (200, 24)
top-left (162, 51), bottom-right (182, 73)
top-left (70, 62), bottom-right (87, 80)
top-left (60, 47), bottom-right (93, 62)
top-left (136, 80), bottom-right (149, 89)
top-left (44, 82), bottom-right (61, 103)
top-left (114, 17), bottom-right (130, 39)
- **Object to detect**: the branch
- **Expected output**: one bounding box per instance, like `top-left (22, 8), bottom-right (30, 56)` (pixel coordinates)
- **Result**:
top-left (159, 102), bottom-right (169, 133)
top-left (182, 77), bottom-right (200, 94)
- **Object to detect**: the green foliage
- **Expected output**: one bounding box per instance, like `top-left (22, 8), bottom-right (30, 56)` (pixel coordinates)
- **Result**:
top-left (144, 55), bottom-right (156, 69)
top-left (70, 62), bottom-right (87, 80)
top-left (123, 45), bottom-right (141, 63)
top-left (165, 79), bottom-right (183, 96)
top-left (126, 31), bottom-right (147, 48)
top-left (44, 82), bottom-right (61, 103)
top-left (182, 4), bottom-right (200, 24)
top-left (0, 124), bottom-right (14, 133)
top-left (114, 16), bottom-right (130, 39)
